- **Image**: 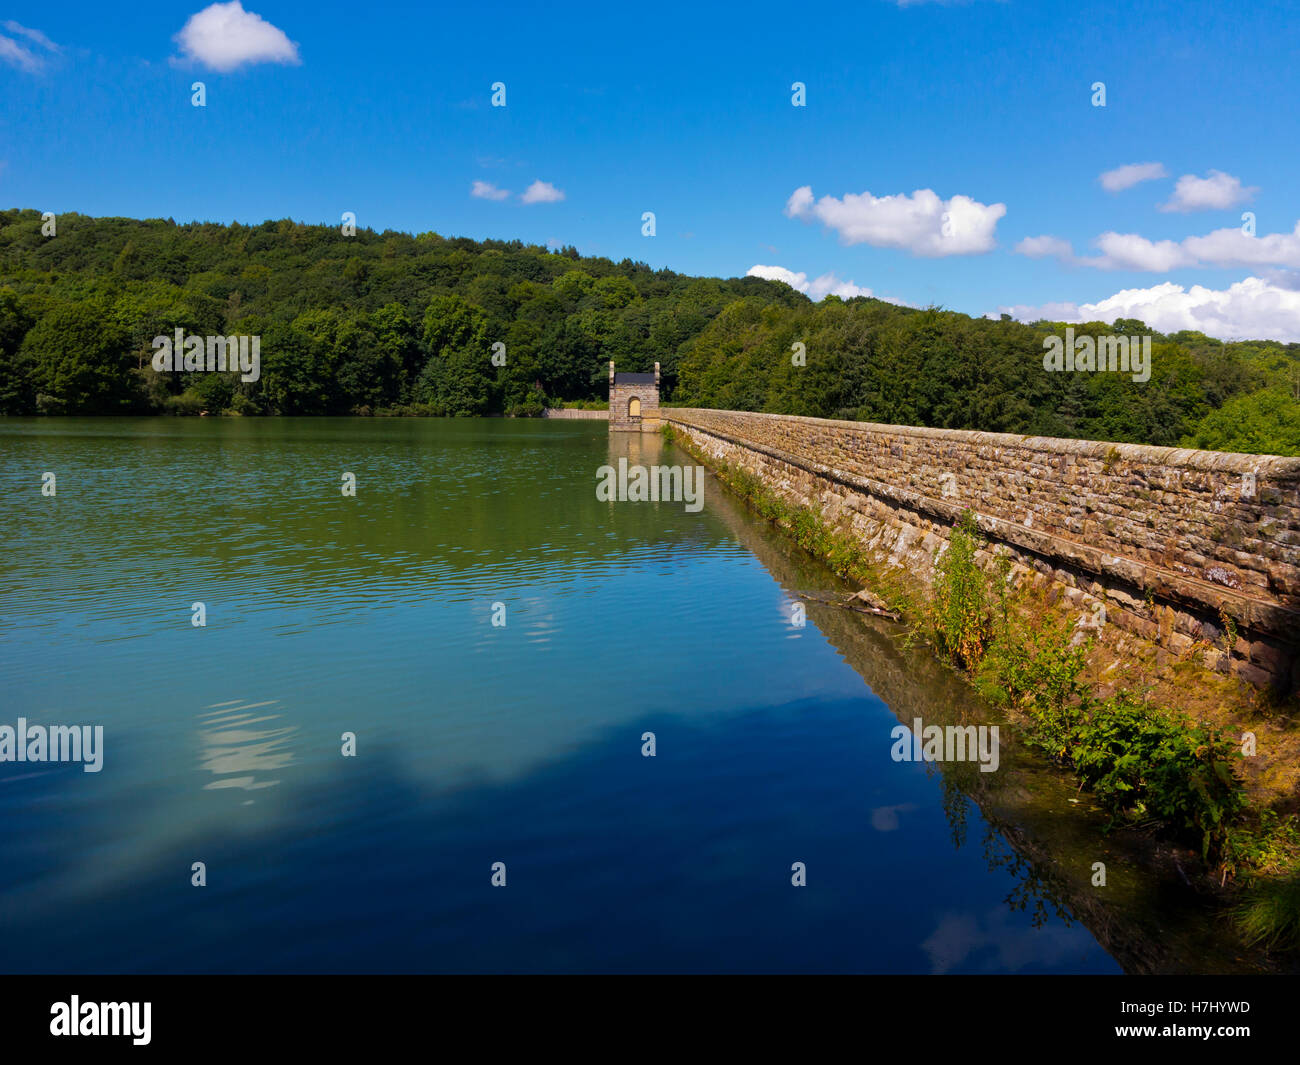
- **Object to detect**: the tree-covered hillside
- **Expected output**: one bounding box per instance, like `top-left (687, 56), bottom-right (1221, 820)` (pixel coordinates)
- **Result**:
top-left (2, 208), bottom-right (1298, 455)
top-left (675, 299), bottom-right (1300, 453)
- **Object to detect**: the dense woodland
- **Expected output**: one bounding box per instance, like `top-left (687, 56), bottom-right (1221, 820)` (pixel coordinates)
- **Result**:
top-left (2, 208), bottom-right (1298, 455)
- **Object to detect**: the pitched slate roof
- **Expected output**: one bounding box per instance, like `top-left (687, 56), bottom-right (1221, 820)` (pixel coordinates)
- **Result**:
top-left (614, 372), bottom-right (656, 385)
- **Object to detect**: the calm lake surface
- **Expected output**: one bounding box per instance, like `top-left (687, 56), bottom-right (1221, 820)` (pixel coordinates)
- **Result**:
top-left (2, 416), bottom-right (1196, 973)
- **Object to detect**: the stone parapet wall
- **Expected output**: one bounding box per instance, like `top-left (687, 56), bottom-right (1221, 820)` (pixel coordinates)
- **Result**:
top-left (542, 408), bottom-right (609, 419)
top-left (664, 407), bottom-right (1300, 692)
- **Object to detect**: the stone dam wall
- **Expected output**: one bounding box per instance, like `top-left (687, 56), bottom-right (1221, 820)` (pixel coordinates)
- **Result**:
top-left (662, 408), bottom-right (1300, 693)
top-left (541, 408), bottom-right (608, 420)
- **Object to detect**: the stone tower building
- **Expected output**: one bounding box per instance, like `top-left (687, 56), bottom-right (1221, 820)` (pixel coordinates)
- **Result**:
top-left (608, 361), bottom-right (660, 432)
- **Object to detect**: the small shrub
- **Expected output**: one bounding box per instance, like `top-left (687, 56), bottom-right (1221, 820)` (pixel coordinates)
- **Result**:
top-left (1219, 607), bottom-right (1239, 657)
top-left (1065, 693), bottom-right (1245, 859)
top-left (163, 389), bottom-right (205, 416)
top-left (507, 389), bottom-right (547, 417)
top-left (1222, 809), bottom-right (1300, 878)
top-left (978, 613), bottom-right (1089, 758)
top-left (1232, 870), bottom-right (1300, 951)
top-left (228, 392), bottom-right (260, 416)
top-left (929, 512), bottom-right (993, 669)
top-left (981, 613), bottom-right (1079, 707)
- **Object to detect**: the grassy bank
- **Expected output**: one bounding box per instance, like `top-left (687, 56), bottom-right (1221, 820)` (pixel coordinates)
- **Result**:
top-left (663, 421), bottom-right (1300, 954)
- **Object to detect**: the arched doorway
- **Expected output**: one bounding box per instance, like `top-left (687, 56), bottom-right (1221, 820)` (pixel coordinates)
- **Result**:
top-left (628, 396), bottom-right (641, 418)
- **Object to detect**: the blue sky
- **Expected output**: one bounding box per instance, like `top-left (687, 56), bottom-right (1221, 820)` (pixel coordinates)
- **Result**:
top-left (4, 0), bottom-right (1300, 339)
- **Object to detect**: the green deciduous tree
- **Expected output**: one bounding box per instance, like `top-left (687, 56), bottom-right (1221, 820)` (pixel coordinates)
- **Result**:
top-left (21, 301), bottom-right (139, 413)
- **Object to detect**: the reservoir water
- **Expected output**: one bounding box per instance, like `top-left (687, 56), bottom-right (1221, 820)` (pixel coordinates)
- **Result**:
top-left (1, 417), bottom-right (1232, 973)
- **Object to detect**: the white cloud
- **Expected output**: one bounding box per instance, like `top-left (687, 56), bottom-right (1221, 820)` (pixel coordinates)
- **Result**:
top-left (1099, 161), bottom-right (1167, 192)
top-left (1183, 223), bottom-right (1300, 267)
top-left (785, 185), bottom-right (1005, 257)
top-left (1014, 235), bottom-right (1075, 261)
top-left (1090, 232), bottom-right (1198, 271)
top-left (785, 186), bottom-right (815, 219)
top-left (173, 2), bottom-right (300, 73)
top-left (470, 181), bottom-right (510, 201)
top-left (1160, 170), bottom-right (1257, 213)
top-left (746, 264), bottom-right (908, 304)
top-left (520, 180), bottom-right (565, 204)
top-left (995, 276), bottom-right (1300, 342)
top-left (1015, 221), bottom-right (1300, 272)
top-left (0, 21), bottom-right (58, 71)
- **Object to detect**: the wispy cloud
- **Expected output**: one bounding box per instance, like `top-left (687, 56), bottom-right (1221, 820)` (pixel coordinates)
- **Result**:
top-left (1016, 233), bottom-right (1194, 272)
top-left (1160, 170), bottom-right (1257, 213)
top-left (520, 180), bottom-right (565, 205)
top-left (785, 185), bottom-right (1005, 257)
top-left (3, 21), bottom-right (60, 53)
top-left (0, 21), bottom-right (60, 72)
top-left (1014, 235), bottom-right (1075, 261)
top-left (1098, 161), bottom-right (1167, 193)
top-left (172, 2), bottom-right (300, 73)
top-left (470, 181), bottom-right (510, 201)
top-left (1016, 220), bottom-right (1300, 272)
